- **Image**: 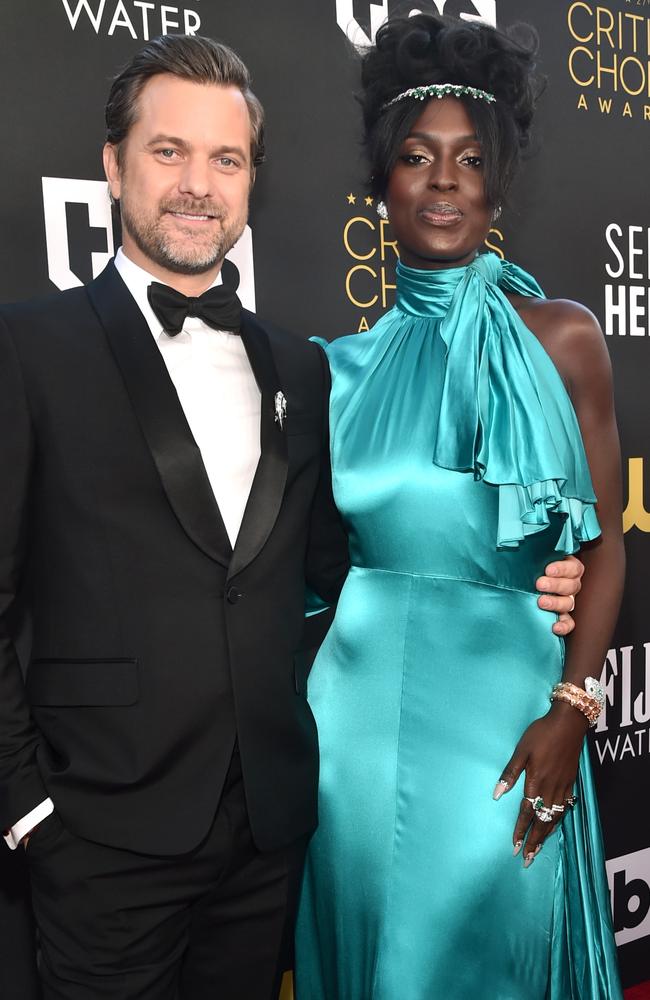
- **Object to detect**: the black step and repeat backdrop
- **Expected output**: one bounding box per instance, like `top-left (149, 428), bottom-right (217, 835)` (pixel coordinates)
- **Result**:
top-left (1, 1), bottom-right (648, 994)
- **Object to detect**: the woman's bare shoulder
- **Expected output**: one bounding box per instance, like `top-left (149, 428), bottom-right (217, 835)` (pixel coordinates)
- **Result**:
top-left (506, 294), bottom-right (610, 391)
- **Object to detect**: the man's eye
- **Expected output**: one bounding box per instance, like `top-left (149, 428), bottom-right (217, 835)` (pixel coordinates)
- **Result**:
top-left (157, 149), bottom-right (177, 159)
top-left (217, 157), bottom-right (238, 168)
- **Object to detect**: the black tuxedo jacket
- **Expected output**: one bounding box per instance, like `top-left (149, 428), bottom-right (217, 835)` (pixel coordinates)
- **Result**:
top-left (0, 261), bottom-right (348, 855)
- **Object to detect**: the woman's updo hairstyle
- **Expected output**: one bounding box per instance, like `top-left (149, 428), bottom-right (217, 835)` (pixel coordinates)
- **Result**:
top-left (360, 14), bottom-right (541, 207)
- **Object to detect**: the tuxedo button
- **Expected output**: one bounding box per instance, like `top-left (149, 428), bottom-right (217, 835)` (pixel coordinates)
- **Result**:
top-left (226, 586), bottom-right (242, 605)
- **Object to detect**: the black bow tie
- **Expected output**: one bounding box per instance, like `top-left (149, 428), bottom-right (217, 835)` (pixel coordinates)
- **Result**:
top-left (147, 259), bottom-right (242, 336)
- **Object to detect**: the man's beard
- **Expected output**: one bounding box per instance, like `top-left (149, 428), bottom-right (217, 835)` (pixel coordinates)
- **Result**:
top-left (120, 195), bottom-right (246, 276)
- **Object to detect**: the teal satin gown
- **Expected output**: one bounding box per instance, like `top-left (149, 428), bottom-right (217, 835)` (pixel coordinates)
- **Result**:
top-left (294, 254), bottom-right (622, 1000)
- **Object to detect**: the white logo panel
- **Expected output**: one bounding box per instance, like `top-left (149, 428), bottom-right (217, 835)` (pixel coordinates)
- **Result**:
top-left (607, 847), bottom-right (650, 946)
top-left (226, 225), bottom-right (256, 312)
top-left (42, 176), bottom-right (256, 306)
top-left (336, 1), bottom-right (497, 45)
top-left (42, 177), bottom-right (114, 291)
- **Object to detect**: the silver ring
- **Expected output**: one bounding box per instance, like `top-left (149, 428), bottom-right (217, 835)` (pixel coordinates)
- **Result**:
top-left (535, 806), bottom-right (555, 823)
top-left (565, 794), bottom-right (578, 808)
top-left (524, 795), bottom-right (544, 811)
top-left (550, 803), bottom-right (565, 814)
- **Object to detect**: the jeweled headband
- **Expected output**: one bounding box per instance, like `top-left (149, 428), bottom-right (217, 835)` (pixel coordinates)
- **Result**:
top-left (382, 83), bottom-right (496, 110)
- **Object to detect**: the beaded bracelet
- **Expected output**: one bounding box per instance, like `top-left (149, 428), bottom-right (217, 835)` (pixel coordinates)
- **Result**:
top-left (550, 677), bottom-right (605, 727)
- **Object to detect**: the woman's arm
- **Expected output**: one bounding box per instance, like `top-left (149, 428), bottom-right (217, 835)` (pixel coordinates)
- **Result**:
top-left (496, 298), bottom-right (625, 864)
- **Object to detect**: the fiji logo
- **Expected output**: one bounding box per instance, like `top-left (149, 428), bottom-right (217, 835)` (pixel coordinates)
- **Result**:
top-left (335, 1), bottom-right (497, 45)
top-left (58, 0), bottom-right (201, 39)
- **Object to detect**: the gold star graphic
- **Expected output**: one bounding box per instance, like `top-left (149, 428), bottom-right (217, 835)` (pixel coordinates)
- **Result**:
top-left (347, 193), bottom-right (356, 205)
top-left (365, 196), bottom-right (373, 206)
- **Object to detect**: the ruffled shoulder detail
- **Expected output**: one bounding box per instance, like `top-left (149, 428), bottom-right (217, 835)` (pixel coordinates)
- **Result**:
top-left (432, 254), bottom-right (600, 552)
top-left (497, 483), bottom-right (601, 552)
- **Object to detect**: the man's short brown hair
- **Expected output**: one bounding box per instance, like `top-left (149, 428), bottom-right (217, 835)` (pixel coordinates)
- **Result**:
top-left (105, 34), bottom-right (265, 168)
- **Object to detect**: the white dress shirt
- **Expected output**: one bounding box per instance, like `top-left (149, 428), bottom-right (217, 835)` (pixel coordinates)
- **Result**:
top-left (4, 248), bottom-right (260, 849)
top-left (115, 248), bottom-right (261, 544)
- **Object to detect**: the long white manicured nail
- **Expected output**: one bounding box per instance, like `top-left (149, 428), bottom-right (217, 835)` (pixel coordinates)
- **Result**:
top-left (493, 779), bottom-right (509, 801)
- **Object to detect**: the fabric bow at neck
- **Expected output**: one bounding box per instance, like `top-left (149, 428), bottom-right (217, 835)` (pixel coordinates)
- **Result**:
top-left (147, 259), bottom-right (242, 336)
top-left (390, 252), bottom-right (600, 552)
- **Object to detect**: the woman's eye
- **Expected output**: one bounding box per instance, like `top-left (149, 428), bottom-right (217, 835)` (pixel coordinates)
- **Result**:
top-left (463, 155), bottom-right (483, 168)
top-left (401, 153), bottom-right (428, 165)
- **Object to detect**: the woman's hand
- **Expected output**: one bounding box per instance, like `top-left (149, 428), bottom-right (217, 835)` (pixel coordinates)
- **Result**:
top-left (493, 700), bottom-right (589, 866)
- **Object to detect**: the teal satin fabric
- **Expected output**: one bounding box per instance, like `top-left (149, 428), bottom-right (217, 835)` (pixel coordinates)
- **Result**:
top-left (295, 255), bottom-right (621, 999)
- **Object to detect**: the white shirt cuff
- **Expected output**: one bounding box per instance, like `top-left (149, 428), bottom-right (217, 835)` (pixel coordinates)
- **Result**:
top-left (4, 798), bottom-right (54, 850)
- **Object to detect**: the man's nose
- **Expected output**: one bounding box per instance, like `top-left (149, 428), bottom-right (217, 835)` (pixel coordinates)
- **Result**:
top-left (178, 157), bottom-right (213, 199)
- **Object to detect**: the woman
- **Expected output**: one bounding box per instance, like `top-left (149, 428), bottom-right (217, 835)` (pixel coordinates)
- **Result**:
top-left (295, 14), bottom-right (624, 1000)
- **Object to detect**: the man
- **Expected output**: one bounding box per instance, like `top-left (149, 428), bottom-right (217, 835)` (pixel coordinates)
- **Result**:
top-left (0, 34), bottom-right (582, 998)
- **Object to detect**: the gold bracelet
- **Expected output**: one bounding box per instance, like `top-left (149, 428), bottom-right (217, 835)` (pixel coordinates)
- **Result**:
top-left (550, 679), bottom-right (604, 727)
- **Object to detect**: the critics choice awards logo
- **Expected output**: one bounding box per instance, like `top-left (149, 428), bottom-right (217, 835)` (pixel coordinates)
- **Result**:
top-left (342, 193), bottom-right (398, 332)
top-left (336, 1), bottom-right (497, 44)
top-left (58, 0), bottom-right (200, 39)
top-left (340, 192), bottom-right (504, 332)
top-left (567, 1), bottom-right (650, 120)
top-left (41, 176), bottom-right (257, 309)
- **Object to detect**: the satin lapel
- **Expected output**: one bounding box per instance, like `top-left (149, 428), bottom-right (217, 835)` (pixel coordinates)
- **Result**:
top-left (229, 311), bottom-right (288, 579)
top-left (86, 262), bottom-right (232, 568)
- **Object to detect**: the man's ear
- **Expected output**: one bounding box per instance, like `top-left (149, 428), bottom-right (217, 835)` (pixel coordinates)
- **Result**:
top-left (103, 143), bottom-right (122, 201)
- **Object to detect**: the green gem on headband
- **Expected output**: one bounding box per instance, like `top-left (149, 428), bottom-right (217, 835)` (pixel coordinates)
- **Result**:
top-left (383, 83), bottom-right (496, 109)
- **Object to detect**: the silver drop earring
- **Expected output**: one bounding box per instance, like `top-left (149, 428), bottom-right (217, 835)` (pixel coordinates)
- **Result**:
top-left (376, 201), bottom-right (389, 221)
top-left (493, 204), bottom-right (502, 222)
